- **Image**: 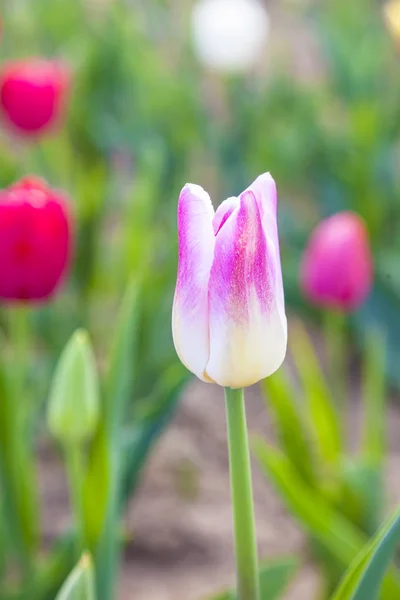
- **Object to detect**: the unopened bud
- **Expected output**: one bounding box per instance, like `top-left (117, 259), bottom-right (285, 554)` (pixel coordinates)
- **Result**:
top-left (47, 330), bottom-right (100, 445)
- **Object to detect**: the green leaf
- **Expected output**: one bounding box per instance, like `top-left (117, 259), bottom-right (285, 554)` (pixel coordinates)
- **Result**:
top-left (82, 277), bottom-right (141, 546)
top-left (0, 334), bottom-right (38, 569)
top-left (339, 460), bottom-right (384, 537)
top-left (354, 276), bottom-right (400, 391)
top-left (331, 507), bottom-right (400, 600)
top-left (82, 426), bottom-right (110, 549)
top-left (290, 321), bottom-right (342, 471)
top-left (209, 557), bottom-right (298, 600)
top-left (1, 535), bottom-right (75, 600)
top-left (261, 368), bottom-right (316, 485)
top-left (253, 438), bottom-right (400, 599)
top-left (104, 279), bottom-right (140, 431)
top-left (253, 437), bottom-right (363, 562)
top-left (361, 327), bottom-right (386, 464)
top-left (89, 280), bottom-right (141, 600)
top-left (120, 363), bottom-right (189, 504)
top-left (55, 554), bottom-right (96, 600)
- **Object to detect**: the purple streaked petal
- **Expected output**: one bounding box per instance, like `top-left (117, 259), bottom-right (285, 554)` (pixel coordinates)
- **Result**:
top-left (244, 172), bottom-right (285, 323)
top-left (172, 183), bottom-right (215, 382)
top-left (213, 196), bottom-right (239, 235)
top-left (206, 190), bottom-right (287, 387)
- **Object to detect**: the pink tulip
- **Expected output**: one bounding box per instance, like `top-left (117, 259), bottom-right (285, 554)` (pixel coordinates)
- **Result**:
top-left (172, 173), bottom-right (287, 388)
top-left (0, 59), bottom-right (69, 136)
top-left (300, 211), bottom-right (373, 312)
top-left (0, 176), bottom-right (72, 302)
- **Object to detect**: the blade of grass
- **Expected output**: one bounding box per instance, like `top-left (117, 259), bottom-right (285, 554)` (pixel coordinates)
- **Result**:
top-left (252, 437), bottom-right (400, 599)
top-left (331, 507), bottom-right (400, 600)
top-left (90, 280), bottom-right (140, 600)
top-left (55, 554), bottom-right (96, 600)
top-left (210, 557), bottom-right (298, 600)
top-left (290, 320), bottom-right (341, 473)
top-left (362, 328), bottom-right (386, 465)
top-left (261, 369), bottom-right (316, 485)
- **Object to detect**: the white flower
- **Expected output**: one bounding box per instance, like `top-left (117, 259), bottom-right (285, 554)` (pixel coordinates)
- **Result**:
top-left (191, 0), bottom-right (270, 73)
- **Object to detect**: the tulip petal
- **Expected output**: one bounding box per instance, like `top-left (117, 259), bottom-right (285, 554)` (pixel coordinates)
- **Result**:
top-left (206, 189), bottom-right (287, 388)
top-left (172, 184), bottom-right (215, 382)
top-left (245, 172), bottom-right (286, 324)
top-left (213, 196), bottom-right (239, 235)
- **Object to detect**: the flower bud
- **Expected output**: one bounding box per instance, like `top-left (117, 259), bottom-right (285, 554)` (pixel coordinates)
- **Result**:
top-left (191, 0), bottom-right (269, 73)
top-left (300, 212), bottom-right (373, 312)
top-left (47, 330), bottom-right (100, 445)
top-left (172, 173), bottom-right (287, 388)
top-left (0, 58), bottom-right (69, 135)
top-left (0, 176), bottom-right (72, 303)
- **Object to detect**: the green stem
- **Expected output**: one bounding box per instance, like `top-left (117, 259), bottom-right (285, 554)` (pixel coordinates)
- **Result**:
top-left (324, 310), bottom-right (347, 409)
top-left (3, 307), bottom-right (39, 576)
top-left (65, 444), bottom-right (86, 558)
top-left (362, 328), bottom-right (386, 465)
top-left (224, 387), bottom-right (260, 600)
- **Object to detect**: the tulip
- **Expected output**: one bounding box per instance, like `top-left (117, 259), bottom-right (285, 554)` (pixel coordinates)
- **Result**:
top-left (173, 173), bottom-right (286, 599)
top-left (0, 176), bottom-right (72, 302)
top-left (0, 59), bottom-right (69, 135)
top-left (172, 172), bottom-right (287, 389)
top-left (191, 0), bottom-right (270, 73)
top-left (300, 212), bottom-right (373, 312)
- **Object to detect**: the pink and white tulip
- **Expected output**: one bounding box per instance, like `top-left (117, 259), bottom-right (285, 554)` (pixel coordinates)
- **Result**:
top-left (172, 173), bottom-right (287, 388)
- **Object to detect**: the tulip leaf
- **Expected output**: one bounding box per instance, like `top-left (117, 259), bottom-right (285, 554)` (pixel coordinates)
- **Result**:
top-left (82, 425), bottom-right (109, 549)
top-left (253, 437), bottom-right (362, 561)
top-left (361, 327), bottom-right (386, 465)
top-left (81, 279), bottom-right (141, 548)
top-left (253, 438), bottom-right (400, 599)
top-left (339, 459), bottom-right (383, 538)
top-left (354, 275), bottom-right (400, 391)
top-left (104, 278), bottom-right (140, 431)
top-left (290, 320), bottom-right (341, 471)
top-left (331, 507), bottom-right (400, 600)
top-left (261, 368), bottom-right (316, 485)
top-left (88, 279), bottom-right (141, 599)
top-left (1, 535), bottom-right (75, 600)
top-left (120, 363), bottom-right (189, 505)
top-left (55, 554), bottom-right (96, 600)
top-left (209, 556), bottom-right (298, 600)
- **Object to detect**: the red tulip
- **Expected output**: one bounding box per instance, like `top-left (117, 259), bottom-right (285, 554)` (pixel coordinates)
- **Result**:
top-left (300, 211), bottom-right (373, 312)
top-left (0, 59), bottom-right (69, 135)
top-left (0, 176), bottom-right (72, 302)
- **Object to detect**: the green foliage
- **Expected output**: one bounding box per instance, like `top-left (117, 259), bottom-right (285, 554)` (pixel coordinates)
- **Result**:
top-left (209, 557), bottom-right (298, 600)
top-left (55, 555), bottom-right (96, 600)
top-left (255, 322), bottom-right (389, 597)
top-left (331, 508), bottom-right (400, 600)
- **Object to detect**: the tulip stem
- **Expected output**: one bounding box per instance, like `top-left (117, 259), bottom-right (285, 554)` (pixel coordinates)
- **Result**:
top-left (66, 444), bottom-right (86, 558)
top-left (224, 387), bottom-right (260, 600)
top-left (3, 306), bottom-right (39, 575)
top-left (324, 310), bottom-right (347, 410)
